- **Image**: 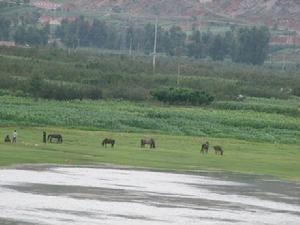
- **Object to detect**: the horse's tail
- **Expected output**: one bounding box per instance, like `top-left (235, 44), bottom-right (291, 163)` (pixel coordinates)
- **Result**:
top-left (221, 148), bottom-right (223, 155)
top-left (102, 139), bottom-right (105, 146)
top-left (61, 136), bottom-right (63, 143)
top-left (112, 140), bottom-right (115, 147)
top-left (141, 140), bottom-right (144, 147)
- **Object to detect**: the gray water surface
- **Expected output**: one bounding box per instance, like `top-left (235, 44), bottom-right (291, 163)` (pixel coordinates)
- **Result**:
top-left (0, 165), bottom-right (299, 225)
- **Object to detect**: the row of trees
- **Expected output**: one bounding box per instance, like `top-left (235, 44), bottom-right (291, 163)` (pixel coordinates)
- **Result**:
top-left (56, 17), bottom-right (270, 65)
top-left (187, 27), bottom-right (270, 65)
top-left (0, 14), bottom-right (271, 65)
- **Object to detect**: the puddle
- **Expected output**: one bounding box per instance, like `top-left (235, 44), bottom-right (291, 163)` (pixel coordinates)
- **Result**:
top-left (0, 165), bottom-right (299, 225)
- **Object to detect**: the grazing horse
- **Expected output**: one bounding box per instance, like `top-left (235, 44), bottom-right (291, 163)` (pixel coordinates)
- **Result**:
top-left (201, 141), bottom-right (209, 154)
top-left (213, 146), bottom-right (223, 155)
top-left (141, 138), bottom-right (155, 149)
top-left (47, 134), bottom-right (63, 143)
top-left (4, 135), bottom-right (11, 143)
top-left (102, 138), bottom-right (115, 148)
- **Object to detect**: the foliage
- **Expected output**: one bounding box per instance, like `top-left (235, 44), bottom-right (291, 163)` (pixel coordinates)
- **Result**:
top-left (151, 87), bottom-right (214, 105)
top-left (234, 26), bottom-right (270, 65)
top-left (0, 96), bottom-right (299, 145)
top-left (14, 25), bottom-right (49, 46)
top-left (0, 17), bottom-right (11, 40)
top-left (0, 12), bottom-right (271, 65)
top-left (0, 46), bottom-right (299, 101)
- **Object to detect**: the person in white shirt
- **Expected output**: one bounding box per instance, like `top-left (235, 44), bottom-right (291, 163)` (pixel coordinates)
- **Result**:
top-left (12, 130), bottom-right (17, 143)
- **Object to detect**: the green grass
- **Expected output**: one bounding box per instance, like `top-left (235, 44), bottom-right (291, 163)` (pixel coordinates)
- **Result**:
top-left (0, 127), bottom-right (299, 180)
top-left (1, 96), bottom-right (299, 180)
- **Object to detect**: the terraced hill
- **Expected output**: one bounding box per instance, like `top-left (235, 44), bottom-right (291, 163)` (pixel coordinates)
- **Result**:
top-left (41, 0), bottom-right (300, 32)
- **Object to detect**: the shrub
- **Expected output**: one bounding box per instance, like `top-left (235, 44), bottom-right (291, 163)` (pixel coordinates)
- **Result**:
top-left (151, 87), bottom-right (214, 105)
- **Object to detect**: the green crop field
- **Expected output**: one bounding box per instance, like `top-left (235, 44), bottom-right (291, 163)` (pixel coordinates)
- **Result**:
top-left (0, 96), bottom-right (299, 180)
top-left (0, 96), bottom-right (300, 144)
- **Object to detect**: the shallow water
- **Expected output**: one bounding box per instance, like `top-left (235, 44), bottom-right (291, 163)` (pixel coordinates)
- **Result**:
top-left (0, 165), bottom-right (299, 225)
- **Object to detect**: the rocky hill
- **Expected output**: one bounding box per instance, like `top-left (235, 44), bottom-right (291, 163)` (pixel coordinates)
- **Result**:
top-left (29, 0), bottom-right (300, 34)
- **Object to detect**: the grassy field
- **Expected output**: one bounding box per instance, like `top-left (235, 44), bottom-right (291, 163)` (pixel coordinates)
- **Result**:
top-left (0, 96), bottom-right (299, 180)
top-left (0, 127), bottom-right (299, 180)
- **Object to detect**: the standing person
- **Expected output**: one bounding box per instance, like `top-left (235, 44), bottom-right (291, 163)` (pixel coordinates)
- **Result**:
top-left (43, 131), bottom-right (46, 143)
top-left (12, 130), bottom-right (17, 143)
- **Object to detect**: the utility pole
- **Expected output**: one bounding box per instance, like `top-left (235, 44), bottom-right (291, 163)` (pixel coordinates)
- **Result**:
top-left (129, 37), bottom-right (133, 56)
top-left (177, 63), bottom-right (181, 86)
top-left (152, 17), bottom-right (158, 74)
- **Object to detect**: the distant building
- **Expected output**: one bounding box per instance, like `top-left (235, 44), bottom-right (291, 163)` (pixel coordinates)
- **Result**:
top-left (31, 1), bottom-right (61, 10)
top-left (0, 41), bottom-right (15, 47)
top-left (38, 15), bottom-right (62, 25)
top-left (271, 35), bottom-right (300, 45)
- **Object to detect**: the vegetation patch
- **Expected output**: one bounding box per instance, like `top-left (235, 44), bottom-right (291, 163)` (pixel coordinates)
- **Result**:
top-left (151, 87), bottom-right (214, 105)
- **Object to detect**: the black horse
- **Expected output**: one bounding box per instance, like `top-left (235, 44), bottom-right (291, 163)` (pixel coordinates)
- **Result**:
top-left (4, 135), bottom-right (11, 143)
top-left (141, 138), bottom-right (155, 149)
top-left (213, 146), bottom-right (223, 155)
top-left (102, 138), bottom-right (115, 148)
top-left (47, 134), bottom-right (63, 143)
top-left (201, 141), bottom-right (209, 154)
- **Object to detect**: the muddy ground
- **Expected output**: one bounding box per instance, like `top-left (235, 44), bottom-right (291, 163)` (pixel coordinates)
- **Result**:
top-left (0, 165), bottom-right (299, 225)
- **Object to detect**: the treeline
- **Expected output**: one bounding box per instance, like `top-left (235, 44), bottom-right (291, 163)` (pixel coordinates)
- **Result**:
top-left (56, 17), bottom-right (270, 65)
top-left (1, 14), bottom-right (270, 65)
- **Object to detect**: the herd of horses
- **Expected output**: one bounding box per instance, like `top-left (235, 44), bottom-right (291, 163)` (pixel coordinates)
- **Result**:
top-left (201, 141), bottom-right (223, 155)
top-left (4, 132), bottom-right (223, 155)
top-left (103, 137), bottom-right (222, 155)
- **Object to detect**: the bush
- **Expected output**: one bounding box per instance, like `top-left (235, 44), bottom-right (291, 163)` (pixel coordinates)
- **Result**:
top-left (292, 87), bottom-right (300, 97)
top-left (151, 87), bottom-right (214, 105)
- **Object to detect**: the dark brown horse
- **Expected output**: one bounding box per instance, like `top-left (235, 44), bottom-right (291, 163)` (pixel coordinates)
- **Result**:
top-left (213, 146), bottom-right (223, 155)
top-left (141, 138), bottom-right (155, 149)
top-left (4, 135), bottom-right (11, 143)
top-left (102, 138), bottom-right (115, 147)
top-left (47, 134), bottom-right (63, 143)
top-left (201, 141), bottom-right (209, 154)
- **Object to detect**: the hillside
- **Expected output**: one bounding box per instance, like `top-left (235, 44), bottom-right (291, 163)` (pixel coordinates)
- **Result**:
top-left (30, 0), bottom-right (300, 32)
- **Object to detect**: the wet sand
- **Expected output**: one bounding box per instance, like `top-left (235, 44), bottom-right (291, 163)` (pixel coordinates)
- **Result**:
top-left (0, 165), bottom-right (299, 225)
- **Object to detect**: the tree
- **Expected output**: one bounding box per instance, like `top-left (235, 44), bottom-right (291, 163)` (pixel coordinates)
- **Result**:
top-left (209, 34), bottom-right (227, 61)
top-left (0, 17), bottom-right (11, 40)
top-left (235, 26), bottom-right (270, 65)
top-left (187, 30), bottom-right (204, 59)
top-left (14, 25), bottom-right (49, 46)
top-left (167, 26), bottom-right (186, 56)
